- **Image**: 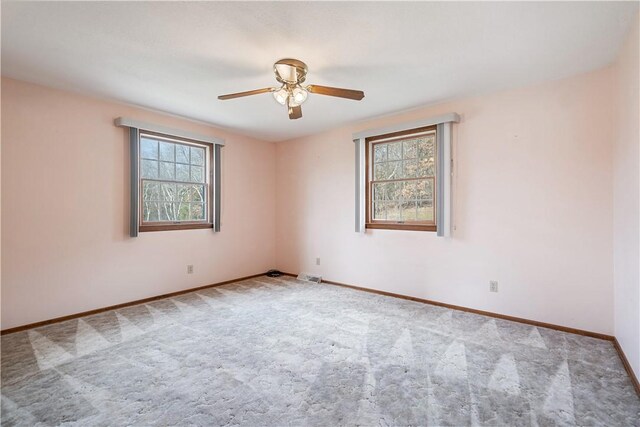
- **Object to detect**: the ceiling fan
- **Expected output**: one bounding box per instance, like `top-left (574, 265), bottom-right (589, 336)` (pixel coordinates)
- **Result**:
top-left (218, 58), bottom-right (365, 120)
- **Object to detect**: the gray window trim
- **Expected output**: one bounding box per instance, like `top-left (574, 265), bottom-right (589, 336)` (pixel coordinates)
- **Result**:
top-left (436, 123), bottom-right (445, 236)
top-left (129, 127), bottom-right (139, 237)
top-left (353, 113), bottom-right (458, 236)
top-left (354, 138), bottom-right (366, 233)
top-left (118, 120), bottom-right (223, 236)
top-left (214, 144), bottom-right (222, 232)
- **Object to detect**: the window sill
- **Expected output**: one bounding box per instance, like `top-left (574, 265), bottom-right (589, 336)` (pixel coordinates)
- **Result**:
top-left (139, 223), bottom-right (213, 232)
top-left (366, 223), bottom-right (437, 232)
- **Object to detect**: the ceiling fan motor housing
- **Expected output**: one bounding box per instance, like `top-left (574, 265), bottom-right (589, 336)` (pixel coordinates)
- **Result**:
top-left (274, 58), bottom-right (308, 85)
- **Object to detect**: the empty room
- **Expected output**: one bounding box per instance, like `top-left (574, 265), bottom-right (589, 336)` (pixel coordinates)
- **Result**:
top-left (1, 1), bottom-right (639, 426)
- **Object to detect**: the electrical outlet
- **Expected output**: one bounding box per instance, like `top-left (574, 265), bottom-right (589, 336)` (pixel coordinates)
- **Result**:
top-left (187, 265), bottom-right (194, 274)
top-left (490, 281), bottom-right (498, 292)
top-left (316, 257), bottom-right (321, 266)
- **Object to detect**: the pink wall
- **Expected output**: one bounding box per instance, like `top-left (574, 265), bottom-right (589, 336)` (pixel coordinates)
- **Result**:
top-left (1, 78), bottom-right (277, 330)
top-left (1, 47), bottom-right (632, 342)
top-left (275, 67), bottom-right (615, 335)
top-left (613, 14), bottom-right (640, 381)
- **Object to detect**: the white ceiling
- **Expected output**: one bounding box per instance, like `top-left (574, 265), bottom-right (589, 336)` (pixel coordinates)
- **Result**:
top-left (2, 1), bottom-right (637, 142)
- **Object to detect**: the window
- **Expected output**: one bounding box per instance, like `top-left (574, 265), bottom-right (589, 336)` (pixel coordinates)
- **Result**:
top-left (366, 126), bottom-right (437, 231)
top-left (138, 132), bottom-right (213, 232)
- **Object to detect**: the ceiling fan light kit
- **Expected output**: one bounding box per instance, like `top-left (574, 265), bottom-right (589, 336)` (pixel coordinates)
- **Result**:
top-left (218, 58), bottom-right (365, 120)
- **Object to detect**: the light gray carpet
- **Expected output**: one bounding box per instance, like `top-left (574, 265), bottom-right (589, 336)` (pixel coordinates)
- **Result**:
top-left (1, 276), bottom-right (639, 426)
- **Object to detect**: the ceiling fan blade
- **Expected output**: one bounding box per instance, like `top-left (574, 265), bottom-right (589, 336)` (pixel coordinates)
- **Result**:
top-left (218, 87), bottom-right (274, 100)
top-left (288, 105), bottom-right (302, 120)
top-left (307, 85), bottom-right (365, 101)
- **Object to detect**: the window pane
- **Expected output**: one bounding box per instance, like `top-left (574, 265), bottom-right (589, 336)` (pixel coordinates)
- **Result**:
top-left (143, 202), bottom-right (159, 222)
top-left (373, 182), bottom-right (387, 201)
top-left (159, 183), bottom-right (177, 201)
top-left (374, 145), bottom-right (387, 163)
top-left (402, 180), bottom-right (418, 201)
top-left (177, 184), bottom-right (191, 202)
top-left (176, 144), bottom-right (190, 163)
top-left (140, 138), bottom-right (158, 159)
top-left (159, 141), bottom-right (175, 162)
top-left (418, 136), bottom-right (435, 159)
top-left (176, 202), bottom-right (190, 221)
top-left (142, 181), bottom-right (160, 201)
top-left (191, 203), bottom-right (205, 220)
top-left (191, 166), bottom-right (204, 183)
top-left (403, 140), bottom-right (417, 159)
top-left (419, 157), bottom-right (435, 177)
top-left (373, 163), bottom-right (386, 181)
top-left (403, 159), bottom-right (419, 178)
top-left (417, 200), bottom-right (435, 221)
top-left (159, 162), bottom-right (175, 180)
top-left (387, 142), bottom-right (402, 161)
top-left (373, 181), bottom-right (401, 201)
top-left (400, 201), bottom-right (417, 221)
top-left (141, 160), bottom-right (158, 179)
top-left (176, 163), bottom-right (190, 182)
top-left (374, 161), bottom-right (402, 180)
top-left (191, 185), bottom-right (205, 202)
top-left (373, 202), bottom-right (387, 220)
top-left (190, 147), bottom-right (205, 166)
top-left (386, 202), bottom-right (401, 221)
top-left (159, 202), bottom-right (176, 221)
top-left (417, 179), bottom-right (434, 200)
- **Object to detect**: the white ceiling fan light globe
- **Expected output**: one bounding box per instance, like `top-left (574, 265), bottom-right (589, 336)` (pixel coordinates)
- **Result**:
top-left (292, 87), bottom-right (308, 105)
top-left (273, 87), bottom-right (289, 105)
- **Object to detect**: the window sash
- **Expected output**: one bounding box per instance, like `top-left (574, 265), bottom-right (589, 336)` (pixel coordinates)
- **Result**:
top-left (138, 132), bottom-right (213, 229)
top-left (370, 177), bottom-right (436, 224)
top-left (365, 126), bottom-right (437, 230)
top-left (140, 179), bottom-right (209, 224)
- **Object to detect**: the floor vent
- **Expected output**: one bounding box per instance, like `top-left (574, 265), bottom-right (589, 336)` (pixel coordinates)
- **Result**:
top-left (297, 272), bottom-right (322, 283)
